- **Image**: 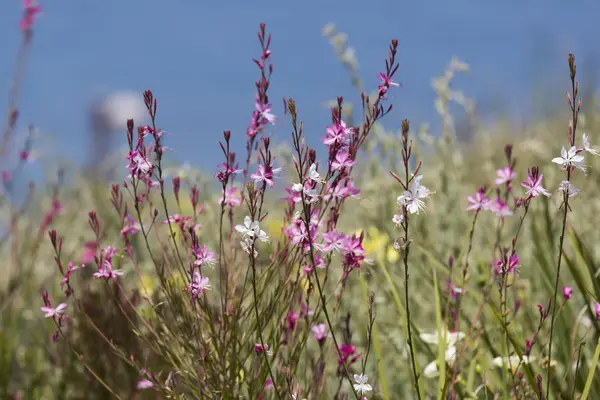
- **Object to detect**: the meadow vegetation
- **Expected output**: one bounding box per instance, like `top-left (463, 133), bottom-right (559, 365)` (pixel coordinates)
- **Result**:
top-left (3, 6), bottom-right (600, 399)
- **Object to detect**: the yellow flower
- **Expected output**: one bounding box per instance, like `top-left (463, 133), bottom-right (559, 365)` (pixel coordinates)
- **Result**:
top-left (264, 215), bottom-right (286, 242)
top-left (362, 227), bottom-right (389, 258)
top-left (386, 245), bottom-right (399, 263)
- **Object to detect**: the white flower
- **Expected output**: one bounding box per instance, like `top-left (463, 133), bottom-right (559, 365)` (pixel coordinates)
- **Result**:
top-left (240, 238), bottom-right (258, 257)
top-left (397, 175), bottom-right (433, 215)
top-left (235, 216), bottom-right (269, 242)
top-left (583, 134), bottom-right (599, 156)
top-left (392, 213), bottom-right (403, 226)
top-left (552, 146), bottom-right (586, 174)
top-left (423, 345), bottom-right (458, 378)
top-left (420, 329), bottom-right (466, 378)
top-left (353, 374), bottom-right (372, 395)
top-left (420, 329), bottom-right (466, 346)
top-left (292, 182), bottom-right (318, 202)
top-left (492, 355), bottom-right (535, 369)
top-left (307, 163), bottom-right (325, 183)
top-left (557, 180), bottom-right (581, 198)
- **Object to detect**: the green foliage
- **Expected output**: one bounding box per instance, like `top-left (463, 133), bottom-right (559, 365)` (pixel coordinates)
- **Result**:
top-left (3, 23), bottom-right (600, 400)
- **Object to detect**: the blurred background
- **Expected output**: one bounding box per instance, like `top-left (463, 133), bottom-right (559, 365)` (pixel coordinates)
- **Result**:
top-left (1, 0), bottom-right (599, 171)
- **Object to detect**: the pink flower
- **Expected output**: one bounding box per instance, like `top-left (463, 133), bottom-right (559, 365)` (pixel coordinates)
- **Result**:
top-left (337, 343), bottom-right (360, 367)
top-left (322, 120), bottom-right (351, 147)
top-left (126, 150), bottom-right (153, 177)
top-left (283, 186), bottom-right (303, 204)
top-left (562, 286), bottom-right (573, 300)
top-left (219, 187), bottom-right (241, 208)
top-left (331, 151), bottom-right (355, 171)
top-left (80, 241), bottom-right (98, 264)
top-left (255, 102), bottom-right (276, 125)
top-left (193, 244), bottom-right (216, 267)
top-left (120, 215), bottom-right (141, 237)
top-left (495, 165), bottom-right (516, 186)
top-left (187, 272), bottom-right (211, 300)
top-left (521, 167), bottom-right (551, 199)
top-left (216, 162), bottom-right (242, 183)
top-left (20, 0), bottom-right (42, 31)
top-left (490, 198), bottom-right (513, 217)
top-left (60, 262), bottom-right (82, 292)
top-left (254, 343), bottom-right (271, 354)
top-left (466, 187), bottom-right (492, 211)
top-left (93, 259), bottom-right (124, 280)
top-left (41, 303), bottom-right (66, 318)
top-left (595, 303), bottom-right (600, 320)
top-left (311, 323), bottom-right (327, 344)
top-left (494, 252), bottom-right (520, 275)
top-left (319, 230), bottom-right (346, 253)
top-left (136, 379), bottom-right (154, 390)
top-left (250, 164), bottom-right (282, 187)
top-left (377, 72), bottom-right (400, 97)
top-left (287, 310), bottom-right (299, 330)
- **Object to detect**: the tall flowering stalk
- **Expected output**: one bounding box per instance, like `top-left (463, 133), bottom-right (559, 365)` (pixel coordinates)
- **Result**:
top-left (390, 120), bottom-right (433, 400)
top-left (545, 53), bottom-right (598, 396)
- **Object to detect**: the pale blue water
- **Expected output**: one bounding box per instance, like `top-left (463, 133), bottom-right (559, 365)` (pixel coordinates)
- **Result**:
top-left (0, 0), bottom-right (598, 172)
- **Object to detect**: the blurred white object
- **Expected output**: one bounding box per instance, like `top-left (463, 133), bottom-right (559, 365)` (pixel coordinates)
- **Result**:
top-left (90, 91), bottom-right (146, 168)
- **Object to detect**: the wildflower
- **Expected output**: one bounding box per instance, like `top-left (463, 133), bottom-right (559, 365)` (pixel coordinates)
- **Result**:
top-left (595, 303), bottom-right (600, 320)
top-left (494, 252), bottom-right (520, 275)
top-left (331, 150), bottom-right (355, 171)
top-left (322, 120), bottom-right (351, 147)
top-left (423, 346), bottom-right (458, 378)
top-left (235, 216), bottom-right (269, 242)
top-left (126, 150), bottom-right (153, 177)
top-left (219, 187), bottom-right (241, 208)
top-left (582, 133), bottom-right (599, 156)
top-left (466, 187), bottom-right (492, 211)
top-left (557, 180), bottom-right (580, 198)
top-left (552, 146), bottom-right (586, 174)
top-left (120, 214), bottom-right (141, 237)
top-left (337, 343), bottom-right (360, 366)
top-left (93, 258), bottom-right (124, 280)
top-left (353, 374), bottom-right (373, 395)
top-left (291, 181), bottom-right (318, 201)
top-left (490, 198), bottom-right (513, 217)
top-left (341, 233), bottom-right (366, 270)
top-left (521, 167), bottom-right (551, 199)
top-left (378, 71), bottom-right (400, 97)
top-left (187, 271), bottom-right (211, 300)
top-left (492, 355), bottom-right (535, 369)
top-left (495, 165), bottom-right (516, 186)
top-left (216, 162), bottom-right (242, 183)
top-left (60, 262), bottom-right (82, 291)
top-left (41, 303), bottom-right (67, 318)
top-left (80, 241), bottom-right (98, 264)
top-left (193, 244), bottom-right (216, 267)
top-left (318, 230), bottom-right (346, 253)
top-left (255, 101), bottom-right (276, 125)
top-left (420, 329), bottom-right (466, 346)
top-left (20, 0), bottom-right (42, 31)
top-left (311, 323), bottom-right (327, 344)
top-left (397, 175), bottom-right (433, 215)
top-left (283, 186), bottom-right (303, 204)
top-left (137, 379), bottom-right (154, 390)
top-left (563, 286), bottom-right (573, 300)
top-left (254, 343), bottom-right (273, 355)
top-left (250, 163), bottom-right (282, 187)
top-left (323, 178), bottom-right (361, 201)
top-left (240, 238), bottom-right (258, 258)
top-left (307, 163), bottom-right (325, 183)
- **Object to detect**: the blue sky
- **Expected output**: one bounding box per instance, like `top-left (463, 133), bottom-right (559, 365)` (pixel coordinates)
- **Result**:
top-left (1, 0), bottom-right (599, 171)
